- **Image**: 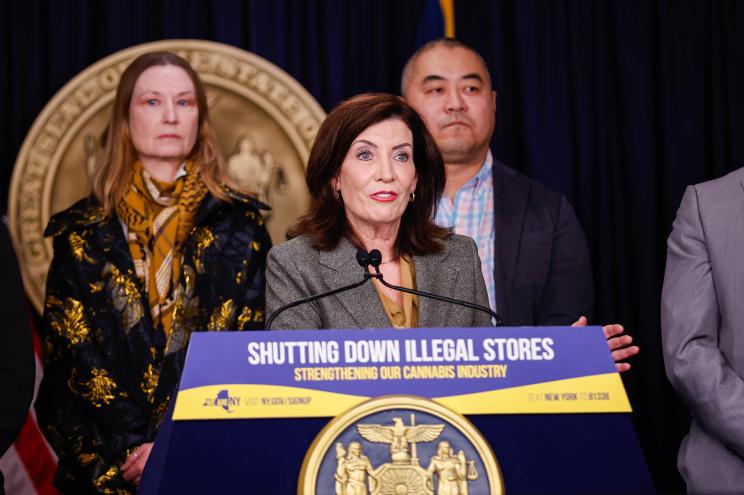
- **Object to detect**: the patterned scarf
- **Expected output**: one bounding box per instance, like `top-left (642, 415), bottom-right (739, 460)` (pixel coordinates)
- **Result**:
top-left (117, 161), bottom-right (208, 336)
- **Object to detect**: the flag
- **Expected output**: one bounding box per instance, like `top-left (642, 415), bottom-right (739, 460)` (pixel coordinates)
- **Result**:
top-left (0, 216), bottom-right (59, 495)
top-left (0, 315), bottom-right (60, 495)
top-left (416, 0), bottom-right (456, 47)
top-left (440, 0), bottom-right (455, 37)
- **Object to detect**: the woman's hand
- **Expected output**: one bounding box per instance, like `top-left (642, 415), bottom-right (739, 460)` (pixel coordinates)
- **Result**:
top-left (121, 442), bottom-right (153, 486)
top-left (572, 316), bottom-right (639, 372)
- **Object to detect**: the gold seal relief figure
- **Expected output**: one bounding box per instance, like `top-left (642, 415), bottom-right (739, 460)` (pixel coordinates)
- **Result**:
top-left (226, 135), bottom-right (286, 210)
top-left (335, 441), bottom-right (377, 495)
top-left (426, 441), bottom-right (478, 495)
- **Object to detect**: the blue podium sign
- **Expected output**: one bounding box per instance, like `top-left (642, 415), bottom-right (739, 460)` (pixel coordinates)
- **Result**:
top-left (173, 326), bottom-right (629, 420)
top-left (143, 326), bottom-right (654, 494)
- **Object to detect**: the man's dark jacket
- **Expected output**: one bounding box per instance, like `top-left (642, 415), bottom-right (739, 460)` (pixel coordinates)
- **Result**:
top-left (492, 161), bottom-right (593, 326)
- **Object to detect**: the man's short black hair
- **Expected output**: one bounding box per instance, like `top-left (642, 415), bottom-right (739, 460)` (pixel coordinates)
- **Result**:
top-left (400, 37), bottom-right (492, 96)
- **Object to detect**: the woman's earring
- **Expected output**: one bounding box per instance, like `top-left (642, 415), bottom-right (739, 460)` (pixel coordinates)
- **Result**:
top-left (409, 191), bottom-right (415, 203)
top-left (335, 189), bottom-right (342, 201)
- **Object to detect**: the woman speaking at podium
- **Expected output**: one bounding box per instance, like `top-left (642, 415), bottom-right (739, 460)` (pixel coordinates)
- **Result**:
top-left (35, 52), bottom-right (270, 493)
top-left (267, 93), bottom-right (493, 329)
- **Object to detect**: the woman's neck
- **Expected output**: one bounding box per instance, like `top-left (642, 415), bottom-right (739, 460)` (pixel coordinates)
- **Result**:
top-left (139, 157), bottom-right (183, 184)
top-left (348, 218), bottom-right (400, 263)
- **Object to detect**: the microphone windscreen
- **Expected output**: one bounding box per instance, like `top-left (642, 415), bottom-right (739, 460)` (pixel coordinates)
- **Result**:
top-left (356, 249), bottom-right (370, 268)
top-left (369, 249), bottom-right (382, 267)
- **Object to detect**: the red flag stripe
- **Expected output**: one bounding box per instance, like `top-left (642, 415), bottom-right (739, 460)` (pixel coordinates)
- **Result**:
top-left (9, 311), bottom-right (61, 494)
top-left (13, 414), bottom-right (59, 494)
top-left (29, 314), bottom-right (42, 359)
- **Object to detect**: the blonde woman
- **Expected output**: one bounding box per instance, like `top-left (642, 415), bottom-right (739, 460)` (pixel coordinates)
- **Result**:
top-left (36, 51), bottom-right (270, 493)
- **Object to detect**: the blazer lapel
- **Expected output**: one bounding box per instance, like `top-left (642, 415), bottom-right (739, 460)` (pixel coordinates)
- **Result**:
top-left (319, 237), bottom-right (388, 328)
top-left (492, 163), bottom-right (530, 323)
top-left (415, 246), bottom-right (455, 327)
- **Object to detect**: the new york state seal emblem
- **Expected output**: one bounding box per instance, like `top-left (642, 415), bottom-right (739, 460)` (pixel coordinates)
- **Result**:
top-left (299, 396), bottom-right (504, 495)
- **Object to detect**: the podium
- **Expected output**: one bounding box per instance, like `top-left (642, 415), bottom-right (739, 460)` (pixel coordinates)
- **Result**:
top-left (139, 327), bottom-right (654, 494)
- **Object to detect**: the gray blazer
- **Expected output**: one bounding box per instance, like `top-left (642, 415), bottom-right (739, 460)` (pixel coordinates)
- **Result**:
top-left (266, 234), bottom-right (493, 329)
top-left (662, 167), bottom-right (744, 493)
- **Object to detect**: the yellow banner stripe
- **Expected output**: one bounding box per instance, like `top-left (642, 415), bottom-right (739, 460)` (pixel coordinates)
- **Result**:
top-left (173, 373), bottom-right (630, 420)
top-left (173, 384), bottom-right (368, 420)
top-left (435, 373), bottom-right (631, 414)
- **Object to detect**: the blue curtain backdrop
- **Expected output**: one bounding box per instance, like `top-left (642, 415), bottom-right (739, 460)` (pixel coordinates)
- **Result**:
top-left (5, 1), bottom-right (744, 492)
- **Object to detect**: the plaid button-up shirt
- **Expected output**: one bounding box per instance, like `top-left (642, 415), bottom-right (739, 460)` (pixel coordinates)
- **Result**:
top-left (435, 151), bottom-right (496, 312)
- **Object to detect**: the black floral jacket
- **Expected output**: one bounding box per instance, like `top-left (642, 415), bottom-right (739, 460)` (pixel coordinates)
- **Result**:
top-left (35, 192), bottom-right (270, 494)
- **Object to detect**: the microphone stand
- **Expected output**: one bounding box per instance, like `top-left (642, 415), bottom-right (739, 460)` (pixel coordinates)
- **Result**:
top-left (265, 250), bottom-right (377, 330)
top-left (369, 250), bottom-right (502, 326)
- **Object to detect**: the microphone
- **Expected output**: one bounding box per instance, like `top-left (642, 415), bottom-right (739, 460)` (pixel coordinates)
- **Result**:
top-left (265, 249), bottom-right (377, 329)
top-left (355, 249), bottom-right (377, 269)
top-left (367, 248), bottom-right (502, 326)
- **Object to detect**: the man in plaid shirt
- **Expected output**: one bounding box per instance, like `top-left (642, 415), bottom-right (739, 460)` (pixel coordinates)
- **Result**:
top-left (401, 38), bottom-right (593, 327)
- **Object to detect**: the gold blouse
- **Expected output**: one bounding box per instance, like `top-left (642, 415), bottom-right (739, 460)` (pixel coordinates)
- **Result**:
top-left (373, 255), bottom-right (419, 328)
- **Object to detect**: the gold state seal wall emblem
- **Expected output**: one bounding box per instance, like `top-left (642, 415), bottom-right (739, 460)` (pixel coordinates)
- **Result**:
top-left (299, 396), bottom-right (504, 495)
top-left (8, 39), bottom-right (325, 312)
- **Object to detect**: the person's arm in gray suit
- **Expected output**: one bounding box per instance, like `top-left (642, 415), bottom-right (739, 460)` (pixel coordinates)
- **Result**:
top-left (266, 244), bottom-right (322, 329)
top-left (662, 185), bottom-right (744, 456)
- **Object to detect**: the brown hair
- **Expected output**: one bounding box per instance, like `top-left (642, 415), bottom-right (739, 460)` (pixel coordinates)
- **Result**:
top-left (290, 93), bottom-right (450, 256)
top-left (91, 51), bottom-right (230, 215)
top-left (400, 37), bottom-right (492, 97)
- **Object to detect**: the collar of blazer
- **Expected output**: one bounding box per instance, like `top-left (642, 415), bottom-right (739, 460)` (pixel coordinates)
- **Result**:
top-left (318, 235), bottom-right (456, 328)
